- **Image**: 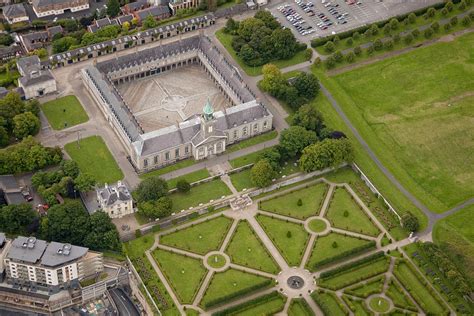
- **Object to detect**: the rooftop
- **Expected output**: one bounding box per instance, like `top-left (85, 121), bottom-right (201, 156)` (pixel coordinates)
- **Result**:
top-left (3, 3), bottom-right (26, 18)
top-left (7, 236), bottom-right (47, 264)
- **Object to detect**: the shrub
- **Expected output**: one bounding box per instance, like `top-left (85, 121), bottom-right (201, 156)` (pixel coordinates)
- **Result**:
top-left (176, 179), bottom-right (191, 193)
top-left (345, 51), bottom-right (355, 63)
top-left (404, 33), bottom-right (414, 44)
top-left (373, 39), bottom-right (383, 51)
top-left (135, 229), bottom-right (142, 238)
top-left (353, 31), bottom-right (360, 40)
top-left (458, 0), bottom-right (466, 11)
top-left (332, 241), bottom-right (338, 248)
top-left (287, 231), bottom-right (292, 238)
top-left (408, 12), bottom-right (416, 23)
top-left (297, 198), bottom-right (303, 206)
top-left (343, 210), bottom-right (349, 217)
top-left (440, 7), bottom-right (448, 16)
top-left (450, 16), bottom-right (458, 26)
top-left (392, 33), bottom-right (401, 43)
top-left (443, 23), bottom-right (452, 31)
top-left (313, 241), bottom-right (377, 269)
top-left (461, 16), bottom-right (471, 26)
top-left (412, 29), bottom-right (420, 37)
top-left (325, 56), bottom-right (336, 69)
top-left (333, 35), bottom-right (340, 44)
top-left (426, 7), bottom-right (436, 18)
top-left (304, 48), bottom-right (313, 60)
top-left (333, 50), bottom-right (343, 62)
top-left (445, 1), bottom-right (454, 12)
top-left (345, 37), bottom-right (353, 46)
top-left (353, 46), bottom-right (362, 55)
top-left (320, 252), bottom-right (385, 278)
top-left (366, 45), bottom-right (374, 55)
top-left (324, 41), bottom-right (336, 53)
top-left (213, 292), bottom-right (283, 316)
top-left (383, 39), bottom-right (394, 50)
top-left (383, 24), bottom-right (391, 35)
top-left (431, 21), bottom-right (440, 32)
top-left (424, 28), bottom-right (434, 39)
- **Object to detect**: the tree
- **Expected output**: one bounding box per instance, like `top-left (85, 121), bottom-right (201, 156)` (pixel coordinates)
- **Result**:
top-left (74, 173), bottom-right (96, 192)
top-left (324, 41), bottom-right (335, 53)
top-left (0, 127), bottom-right (8, 148)
top-left (411, 28), bottom-right (420, 38)
top-left (346, 51), bottom-right (356, 63)
top-left (426, 7), bottom-right (436, 18)
top-left (345, 37), bottom-right (353, 46)
top-left (354, 46), bottom-right (362, 55)
top-left (333, 50), bottom-right (343, 62)
top-left (0, 34), bottom-right (13, 46)
top-left (333, 35), bottom-right (340, 44)
top-left (383, 24), bottom-right (391, 35)
top-left (41, 200), bottom-right (90, 245)
top-left (122, 21), bottom-right (130, 33)
top-left (299, 138), bottom-right (354, 172)
top-left (404, 33), bottom-right (414, 44)
top-left (106, 0), bottom-right (120, 17)
top-left (458, 0), bottom-right (466, 11)
top-left (224, 18), bottom-right (239, 34)
top-left (138, 196), bottom-right (172, 219)
top-left (60, 160), bottom-right (80, 178)
top-left (324, 55), bottom-right (336, 69)
top-left (389, 18), bottom-right (399, 30)
top-left (392, 33), bottom-right (401, 43)
top-left (176, 179), bottom-right (191, 193)
top-left (259, 64), bottom-right (286, 96)
top-left (373, 39), bottom-right (383, 51)
top-left (271, 28), bottom-right (298, 59)
top-left (383, 39), bottom-right (393, 50)
top-left (13, 112), bottom-right (40, 139)
top-left (450, 16), bottom-right (458, 26)
top-left (440, 7), bottom-right (448, 16)
top-left (134, 176), bottom-right (168, 202)
top-left (424, 28), bottom-right (434, 39)
top-left (292, 104), bottom-right (324, 134)
top-left (52, 36), bottom-right (78, 54)
top-left (370, 24), bottom-right (379, 35)
top-left (408, 12), bottom-right (416, 23)
top-left (142, 15), bottom-right (157, 30)
top-left (237, 17), bottom-right (266, 42)
top-left (461, 16), bottom-right (471, 26)
top-left (401, 212), bottom-right (419, 232)
top-left (255, 10), bottom-right (280, 30)
top-left (293, 72), bottom-right (319, 100)
top-left (0, 204), bottom-right (37, 234)
top-left (83, 211), bottom-right (121, 251)
top-left (279, 126), bottom-right (318, 159)
top-left (256, 147), bottom-right (281, 171)
top-left (251, 159), bottom-right (275, 188)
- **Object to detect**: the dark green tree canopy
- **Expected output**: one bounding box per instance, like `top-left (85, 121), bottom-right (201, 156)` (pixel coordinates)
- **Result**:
top-left (293, 72), bottom-right (320, 101)
top-left (0, 203), bottom-right (37, 235)
top-left (279, 126), bottom-right (318, 159)
top-left (106, 0), bottom-right (120, 17)
top-left (292, 104), bottom-right (325, 134)
top-left (251, 159), bottom-right (276, 188)
top-left (299, 138), bottom-right (353, 172)
top-left (134, 176), bottom-right (168, 203)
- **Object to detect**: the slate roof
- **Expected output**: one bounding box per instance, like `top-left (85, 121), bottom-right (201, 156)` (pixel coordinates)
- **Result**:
top-left (32, 0), bottom-right (85, 9)
top-left (135, 5), bottom-right (170, 20)
top-left (97, 182), bottom-right (132, 206)
top-left (3, 3), bottom-right (26, 18)
top-left (7, 237), bottom-right (47, 264)
top-left (117, 14), bottom-right (134, 25)
top-left (124, 0), bottom-right (148, 12)
top-left (47, 25), bottom-right (63, 37)
top-left (41, 241), bottom-right (88, 267)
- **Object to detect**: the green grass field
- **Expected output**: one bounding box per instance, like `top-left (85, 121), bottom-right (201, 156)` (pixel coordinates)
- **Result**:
top-left (343, 296), bottom-right (371, 316)
top-left (345, 276), bottom-right (385, 298)
top-left (256, 214), bottom-right (309, 267)
top-left (229, 294), bottom-right (286, 316)
top-left (215, 29), bottom-right (310, 76)
top-left (225, 220), bottom-right (280, 274)
top-left (229, 147), bottom-right (269, 168)
top-left (41, 96), bottom-right (89, 130)
top-left (317, 257), bottom-right (390, 290)
top-left (159, 216), bottom-right (233, 255)
top-left (312, 291), bottom-right (347, 316)
top-left (394, 262), bottom-right (447, 314)
top-left (152, 249), bottom-right (207, 304)
top-left (306, 232), bottom-right (374, 271)
top-left (328, 32), bottom-right (474, 213)
top-left (229, 169), bottom-right (254, 192)
top-left (433, 205), bottom-right (474, 281)
top-left (169, 179), bottom-right (231, 211)
top-left (166, 169), bottom-right (210, 189)
top-left (260, 183), bottom-right (328, 220)
top-left (325, 187), bottom-right (380, 236)
top-left (199, 269), bottom-right (271, 308)
top-left (288, 298), bottom-right (314, 316)
top-left (64, 136), bottom-right (123, 184)
top-left (386, 279), bottom-right (417, 310)
top-left (308, 218), bottom-right (327, 233)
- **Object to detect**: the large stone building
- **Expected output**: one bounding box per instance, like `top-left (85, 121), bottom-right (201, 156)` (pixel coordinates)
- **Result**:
top-left (81, 35), bottom-right (273, 172)
top-left (2, 236), bottom-right (103, 293)
top-left (31, 0), bottom-right (89, 17)
top-left (96, 181), bottom-right (134, 218)
top-left (17, 56), bottom-right (57, 99)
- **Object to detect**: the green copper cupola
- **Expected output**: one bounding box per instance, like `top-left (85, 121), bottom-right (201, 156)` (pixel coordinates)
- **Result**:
top-left (203, 97), bottom-right (214, 121)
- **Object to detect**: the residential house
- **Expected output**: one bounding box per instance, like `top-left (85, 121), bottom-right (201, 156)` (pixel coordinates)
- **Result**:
top-left (134, 5), bottom-right (170, 23)
top-left (31, 0), bottom-right (89, 18)
top-left (168, 0), bottom-right (199, 14)
top-left (121, 0), bottom-right (149, 14)
top-left (3, 3), bottom-right (29, 24)
top-left (0, 44), bottom-right (21, 60)
top-left (20, 26), bottom-right (63, 53)
top-left (96, 181), bottom-right (134, 219)
top-left (117, 14), bottom-right (134, 26)
top-left (87, 17), bottom-right (119, 33)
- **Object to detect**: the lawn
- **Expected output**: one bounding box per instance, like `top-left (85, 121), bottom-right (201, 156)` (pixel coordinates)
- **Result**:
top-left (152, 249), bottom-right (207, 304)
top-left (311, 74), bottom-right (428, 231)
top-left (215, 29), bottom-right (310, 76)
top-left (255, 214), bottom-right (309, 267)
top-left (225, 220), bottom-right (280, 274)
top-left (288, 298), bottom-right (314, 316)
top-left (328, 32), bottom-right (474, 213)
top-left (306, 232), bottom-right (374, 271)
top-left (368, 296), bottom-right (390, 313)
top-left (386, 279), bottom-right (417, 310)
top-left (312, 291), bottom-right (347, 316)
top-left (229, 169), bottom-right (253, 192)
top-left (41, 95), bottom-right (89, 130)
top-left (64, 135), bottom-right (123, 184)
top-left (394, 261), bottom-right (447, 314)
top-left (230, 293), bottom-right (286, 316)
top-left (433, 205), bottom-right (474, 281)
top-left (343, 296), bottom-right (371, 316)
top-left (229, 147), bottom-right (269, 168)
top-left (260, 183), bottom-right (328, 220)
top-left (139, 158), bottom-right (197, 179)
top-left (345, 276), bottom-right (385, 298)
top-left (199, 268), bottom-right (272, 308)
top-left (159, 216), bottom-right (233, 255)
top-left (325, 187), bottom-right (380, 236)
top-left (226, 130), bottom-right (278, 153)
top-left (317, 257), bottom-right (390, 290)
top-left (166, 168), bottom-right (210, 189)
top-left (169, 179), bottom-right (232, 211)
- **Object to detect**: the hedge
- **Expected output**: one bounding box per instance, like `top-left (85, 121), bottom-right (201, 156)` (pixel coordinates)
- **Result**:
top-left (312, 241), bottom-right (377, 270)
top-left (311, 2), bottom-right (446, 47)
top-left (312, 290), bottom-right (349, 316)
top-left (212, 291), bottom-right (284, 316)
top-left (203, 279), bottom-right (274, 309)
top-left (320, 251), bottom-right (384, 278)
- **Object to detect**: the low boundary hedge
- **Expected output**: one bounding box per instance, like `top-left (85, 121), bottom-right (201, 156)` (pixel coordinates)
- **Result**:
top-left (320, 251), bottom-right (384, 278)
top-left (312, 241), bottom-right (377, 270)
top-left (212, 291), bottom-right (284, 316)
top-left (203, 278), bottom-right (274, 309)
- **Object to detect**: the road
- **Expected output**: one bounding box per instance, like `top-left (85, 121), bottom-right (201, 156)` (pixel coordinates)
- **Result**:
top-left (109, 288), bottom-right (140, 316)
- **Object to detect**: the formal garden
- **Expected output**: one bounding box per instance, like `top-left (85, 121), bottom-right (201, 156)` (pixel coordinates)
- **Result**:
top-left (40, 95), bottom-right (89, 130)
top-left (123, 169), bottom-right (454, 315)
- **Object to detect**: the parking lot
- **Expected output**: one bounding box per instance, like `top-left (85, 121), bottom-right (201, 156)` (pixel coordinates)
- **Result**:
top-left (271, 0), bottom-right (441, 41)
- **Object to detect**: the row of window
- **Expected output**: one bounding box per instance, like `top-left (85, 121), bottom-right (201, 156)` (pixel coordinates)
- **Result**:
top-left (144, 145), bottom-right (191, 167)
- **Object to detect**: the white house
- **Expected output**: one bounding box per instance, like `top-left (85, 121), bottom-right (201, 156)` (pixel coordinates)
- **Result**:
top-left (96, 181), bottom-right (134, 219)
top-left (17, 56), bottom-right (57, 99)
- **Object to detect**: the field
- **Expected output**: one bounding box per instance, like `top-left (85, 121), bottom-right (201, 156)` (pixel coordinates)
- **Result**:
top-left (159, 216), bottom-right (232, 255)
top-left (215, 29), bottom-right (310, 76)
top-left (166, 169), bottom-right (210, 189)
top-left (329, 32), bottom-right (474, 212)
top-left (255, 214), bottom-right (309, 267)
top-left (325, 187), bottom-right (380, 236)
top-left (225, 220), bottom-right (280, 274)
top-left (229, 169), bottom-right (254, 192)
top-left (64, 135), bottom-right (123, 184)
top-left (169, 179), bottom-right (231, 211)
top-left (40, 95), bottom-right (89, 130)
top-left (260, 183), bottom-right (328, 219)
top-left (288, 298), bottom-right (314, 316)
top-left (312, 291), bottom-right (346, 316)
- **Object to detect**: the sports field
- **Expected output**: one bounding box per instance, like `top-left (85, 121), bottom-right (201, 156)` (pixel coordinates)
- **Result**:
top-left (330, 32), bottom-right (474, 213)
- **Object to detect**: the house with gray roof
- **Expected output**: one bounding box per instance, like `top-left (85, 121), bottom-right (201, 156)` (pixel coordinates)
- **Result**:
top-left (96, 181), bottom-right (134, 218)
top-left (3, 235), bottom-right (103, 293)
top-left (31, 0), bottom-right (89, 18)
top-left (133, 5), bottom-right (170, 22)
top-left (17, 55), bottom-right (56, 99)
top-left (87, 17), bottom-right (119, 33)
top-left (3, 3), bottom-right (28, 24)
